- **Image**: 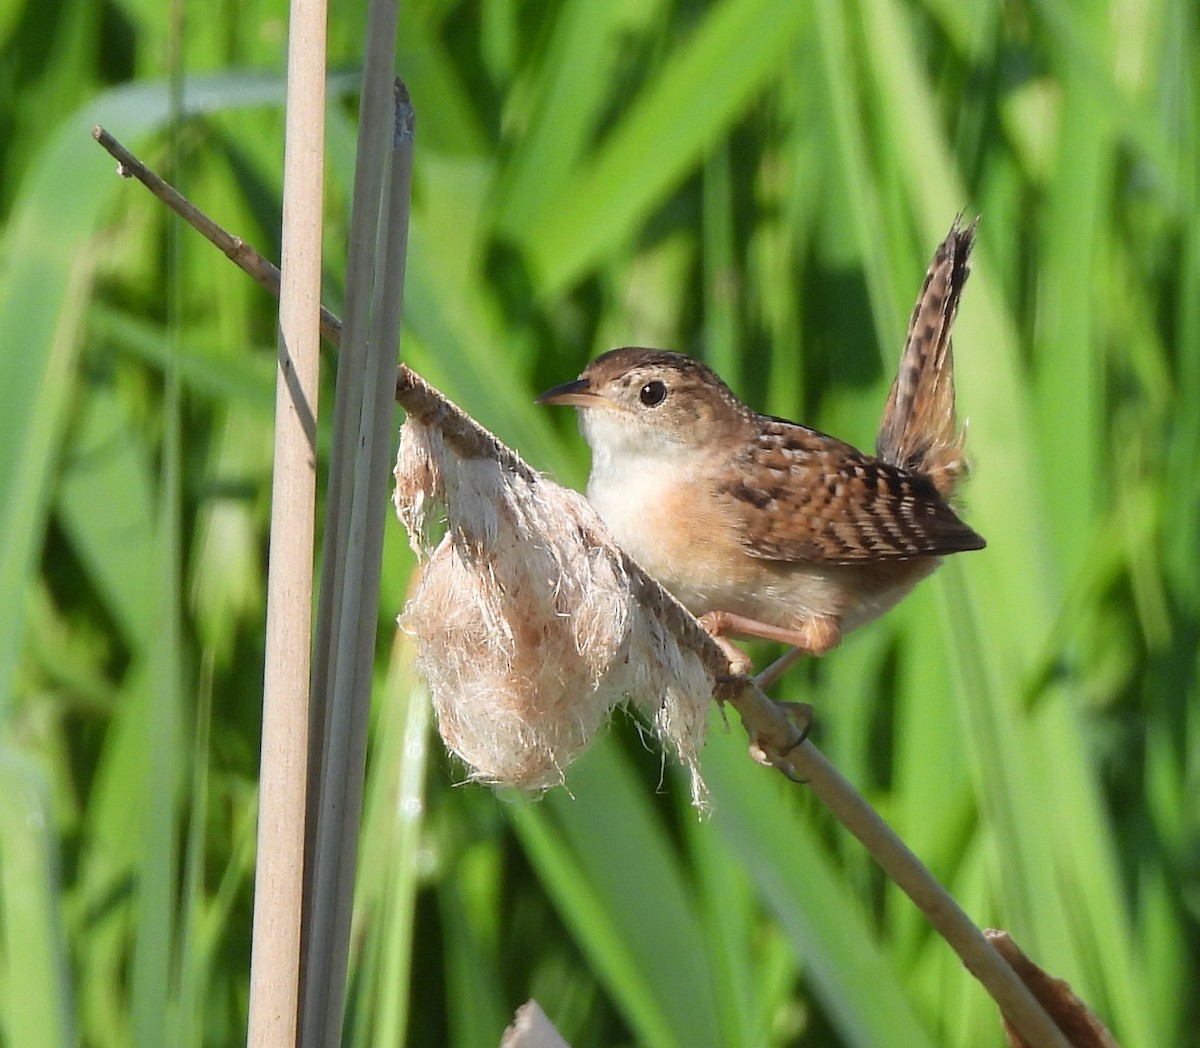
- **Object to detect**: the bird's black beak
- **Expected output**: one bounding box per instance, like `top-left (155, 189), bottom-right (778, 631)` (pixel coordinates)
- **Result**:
top-left (536, 377), bottom-right (597, 408)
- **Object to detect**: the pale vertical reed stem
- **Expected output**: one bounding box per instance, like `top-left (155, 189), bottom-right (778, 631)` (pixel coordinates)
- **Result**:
top-left (246, 0), bottom-right (327, 1040)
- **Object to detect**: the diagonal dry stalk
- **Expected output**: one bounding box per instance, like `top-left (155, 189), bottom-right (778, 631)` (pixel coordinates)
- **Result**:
top-left (92, 127), bottom-right (1073, 1048)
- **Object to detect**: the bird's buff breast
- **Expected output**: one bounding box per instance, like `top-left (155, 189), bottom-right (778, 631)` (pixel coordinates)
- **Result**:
top-left (585, 452), bottom-right (929, 633)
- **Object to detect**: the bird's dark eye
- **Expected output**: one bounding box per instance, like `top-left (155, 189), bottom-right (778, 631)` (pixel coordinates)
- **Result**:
top-left (639, 380), bottom-right (667, 407)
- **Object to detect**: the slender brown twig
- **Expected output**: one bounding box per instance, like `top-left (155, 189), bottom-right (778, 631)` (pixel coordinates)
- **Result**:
top-left (93, 125), bottom-right (344, 346)
top-left (93, 128), bottom-right (1073, 1048)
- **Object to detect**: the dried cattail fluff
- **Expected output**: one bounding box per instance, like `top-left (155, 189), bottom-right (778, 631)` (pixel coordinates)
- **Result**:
top-left (393, 416), bottom-right (719, 805)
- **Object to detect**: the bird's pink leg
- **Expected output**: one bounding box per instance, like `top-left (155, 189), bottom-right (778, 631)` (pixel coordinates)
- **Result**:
top-left (699, 610), bottom-right (842, 689)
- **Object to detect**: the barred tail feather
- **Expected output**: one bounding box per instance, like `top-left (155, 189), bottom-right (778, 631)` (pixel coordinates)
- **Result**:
top-left (876, 217), bottom-right (976, 499)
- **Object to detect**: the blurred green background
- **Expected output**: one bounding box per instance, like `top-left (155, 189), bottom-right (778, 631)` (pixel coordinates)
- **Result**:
top-left (1, 0), bottom-right (1196, 1045)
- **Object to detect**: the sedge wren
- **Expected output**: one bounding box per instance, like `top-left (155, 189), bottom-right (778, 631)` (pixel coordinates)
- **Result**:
top-left (538, 220), bottom-right (985, 678)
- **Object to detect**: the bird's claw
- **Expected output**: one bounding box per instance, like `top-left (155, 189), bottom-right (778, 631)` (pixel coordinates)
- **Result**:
top-left (748, 700), bottom-right (814, 772)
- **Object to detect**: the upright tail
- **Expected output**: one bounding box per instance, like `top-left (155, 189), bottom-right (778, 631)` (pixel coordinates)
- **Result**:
top-left (875, 217), bottom-right (976, 499)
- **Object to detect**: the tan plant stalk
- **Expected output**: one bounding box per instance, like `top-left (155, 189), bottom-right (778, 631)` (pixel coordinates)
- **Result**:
top-left (245, 0), bottom-right (328, 1040)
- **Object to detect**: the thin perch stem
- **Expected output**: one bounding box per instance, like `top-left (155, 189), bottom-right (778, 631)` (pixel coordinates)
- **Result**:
top-left (92, 126), bottom-right (344, 346)
top-left (724, 680), bottom-right (1071, 1048)
top-left (94, 128), bottom-right (1073, 1048)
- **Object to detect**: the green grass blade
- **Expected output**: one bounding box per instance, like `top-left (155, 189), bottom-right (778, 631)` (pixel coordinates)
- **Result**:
top-left (0, 73), bottom-right (291, 722)
top-left (349, 642), bottom-right (430, 1048)
top-left (523, 0), bottom-right (807, 293)
top-left (0, 748), bottom-right (76, 1048)
top-left (703, 729), bottom-right (940, 1048)
top-left (511, 737), bottom-right (724, 1048)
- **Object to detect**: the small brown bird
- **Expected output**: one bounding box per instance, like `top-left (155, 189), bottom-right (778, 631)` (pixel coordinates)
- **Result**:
top-left (538, 221), bottom-right (985, 679)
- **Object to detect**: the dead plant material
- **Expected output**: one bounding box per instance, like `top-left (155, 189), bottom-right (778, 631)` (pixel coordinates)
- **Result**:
top-left (393, 366), bottom-right (729, 805)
